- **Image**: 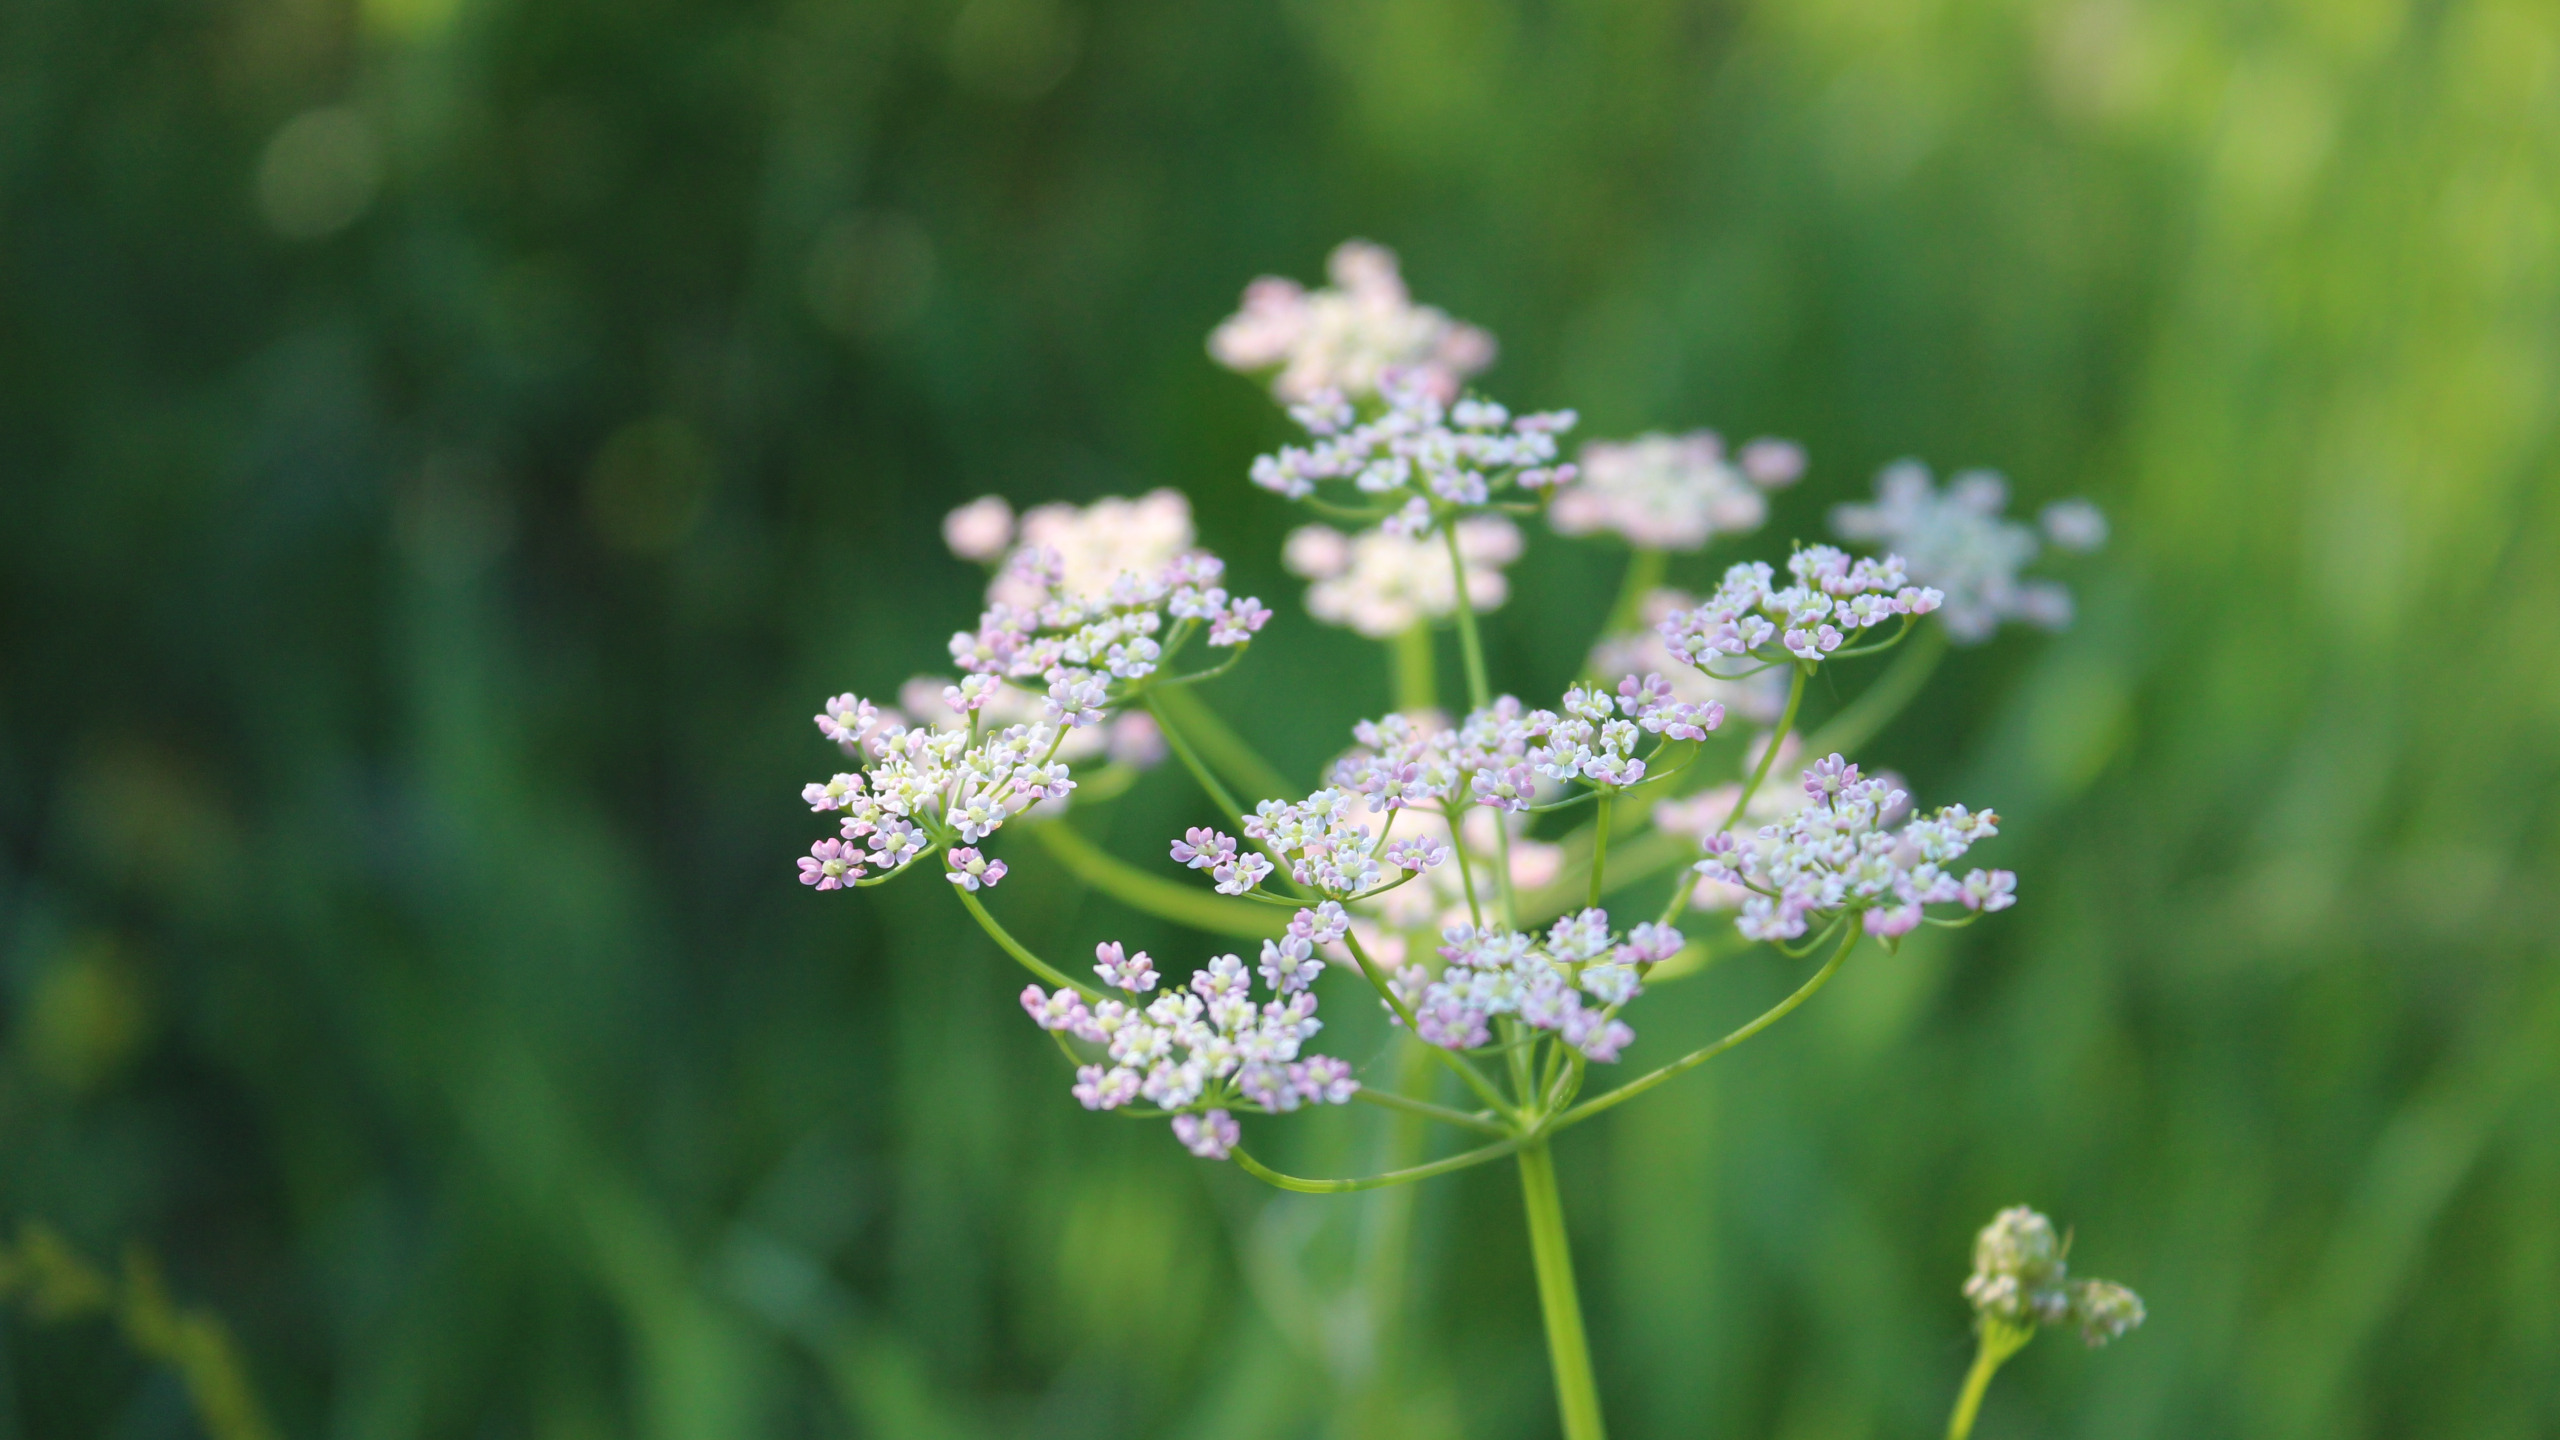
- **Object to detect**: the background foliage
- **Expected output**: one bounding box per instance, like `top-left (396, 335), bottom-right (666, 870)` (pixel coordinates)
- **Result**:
top-left (4, 0), bottom-right (2557, 1435)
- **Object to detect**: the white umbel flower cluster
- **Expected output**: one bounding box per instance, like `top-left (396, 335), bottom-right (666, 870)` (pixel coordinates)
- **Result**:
top-left (797, 694), bottom-right (1075, 890)
top-left (1551, 431), bottom-right (1804, 550)
top-left (1020, 923), bottom-right (1360, 1161)
top-left (1830, 462), bottom-right (2105, 643)
top-left (1209, 240), bottom-right (1496, 403)
top-left (1389, 910), bottom-right (1685, 1063)
top-left (1252, 382), bottom-right (1576, 528)
top-left (1232, 786), bottom-right (1451, 896)
top-left (1693, 755), bottom-right (2013, 941)
top-left (1283, 517), bottom-right (1522, 638)
top-left (1658, 547), bottom-right (1943, 670)
top-left (1964, 1206), bottom-right (2147, 1347)
top-left (948, 541), bottom-right (1269, 729)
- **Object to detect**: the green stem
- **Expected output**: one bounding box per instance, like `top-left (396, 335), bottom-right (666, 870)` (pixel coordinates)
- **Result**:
top-left (1550, 915), bottom-right (1858, 1131)
top-left (1440, 521), bottom-right (1494, 710)
top-left (951, 885), bottom-right (1096, 1000)
top-left (1025, 822), bottom-right (1283, 939)
top-left (1393, 623), bottom-right (1438, 714)
top-left (1234, 1136), bottom-right (1523, 1193)
top-left (1588, 793), bottom-right (1614, 911)
top-left (1659, 664), bottom-right (1807, 927)
top-left (1947, 1317), bottom-right (2036, 1440)
top-left (1146, 693), bottom-right (1317, 901)
top-left (1600, 547), bottom-right (1667, 640)
top-left (1351, 1083), bottom-right (1508, 1136)
top-left (1145, 691), bottom-right (1247, 824)
top-left (1516, 1141), bottom-right (1607, 1440)
top-left (1441, 805), bottom-right (1485, 927)
top-left (1724, 664), bottom-right (1807, 832)
top-left (1342, 929), bottom-right (1514, 1116)
top-left (1809, 621), bottom-right (1948, 758)
top-left (1145, 684), bottom-right (1295, 806)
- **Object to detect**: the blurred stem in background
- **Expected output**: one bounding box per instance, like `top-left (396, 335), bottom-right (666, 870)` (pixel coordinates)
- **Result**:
top-left (0, 1223), bottom-right (277, 1440)
top-left (1394, 623), bottom-right (1438, 714)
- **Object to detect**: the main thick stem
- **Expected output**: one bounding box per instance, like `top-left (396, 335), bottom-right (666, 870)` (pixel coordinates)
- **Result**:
top-left (1393, 622), bottom-right (1438, 714)
top-left (1516, 1141), bottom-right (1606, 1440)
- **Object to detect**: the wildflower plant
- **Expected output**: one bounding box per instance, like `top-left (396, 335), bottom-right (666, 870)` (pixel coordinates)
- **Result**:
top-left (1945, 1206), bottom-right (2146, 1439)
top-left (798, 242), bottom-right (2120, 1439)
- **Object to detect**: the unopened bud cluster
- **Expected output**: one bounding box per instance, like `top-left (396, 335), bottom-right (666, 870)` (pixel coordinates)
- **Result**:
top-left (1964, 1206), bottom-right (2147, 1347)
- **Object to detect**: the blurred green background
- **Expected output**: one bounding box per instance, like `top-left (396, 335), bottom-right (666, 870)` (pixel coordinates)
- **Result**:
top-left (4, 0), bottom-right (2557, 1435)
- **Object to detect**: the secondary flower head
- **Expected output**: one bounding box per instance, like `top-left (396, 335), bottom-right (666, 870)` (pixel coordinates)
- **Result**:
top-left (1209, 240), bottom-right (1496, 403)
top-left (1658, 547), bottom-right (1943, 672)
top-left (1551, 430), bottom-right (1802, 551)
top-left (975, 489), bottom-right (1199, 610)
top-left (1963, 1205), bottom-right (2146, 1347)
top-left (1830, 461), bottom-right (2104, 643)
top-left (1020, 922), bottom-right (1361, 1160)
top-left (1251, 786), bottom-right (1448, 895)
top-left (1388, 909), bottom-right (1674, 1063)
top-left (1251, 379), bottom-right (1576, 517)
top-left (1693, 755), bottom-right (2013, 942)
top-left (1964, 1205), bottom-right (2070, 1325)
top-left (949, 532), bottom-right (1268, 735)
top-left (1284, 517), bottom-right (1522, 638)
top-left (797, 692), bottom-right (1076, 887)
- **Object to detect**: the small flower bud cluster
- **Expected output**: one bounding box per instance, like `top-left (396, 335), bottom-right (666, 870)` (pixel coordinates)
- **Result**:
top-left (1019, 927), bottom-right (1360, 1160)
top-left (1830, 462), bottom-right (2105, 644)
top-left (1283, 518), bottom-right (1522, 638)
top-left (1659, 548), bottom-right (1945, 670)
top-left (799, 694), bottom-right (1078, 889)
top-left (1589, 589), bottom-right (1793, 726)
top-left (1964, 1206), bottom-right (2147, 1347)
top-left (1389, 910), bottom-right (1683, 1062)
top-left (1694, 756), bottom-right (2013, 941)
top-left (1526, 676), bottom-right (1724, 788)
top-left (1551, 431), bottom-right (1803, 551)
top-left (1251, 381), bottom-right (1576, 528)
top-left (1208, 240), bottom-right (1496, 403)
top-left (948, 543), bottom-right (1269, 730)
